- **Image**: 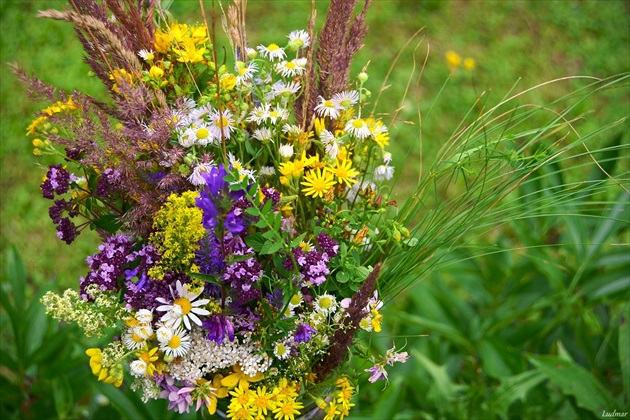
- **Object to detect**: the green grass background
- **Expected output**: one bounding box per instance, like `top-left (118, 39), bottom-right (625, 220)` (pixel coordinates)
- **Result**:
top-left (1, 1), bottom-right (629, 418)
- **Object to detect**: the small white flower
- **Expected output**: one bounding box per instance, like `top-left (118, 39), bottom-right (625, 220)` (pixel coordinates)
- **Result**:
top-left (246, 103), bottom-right (270, 124)
top-left (279, 143), bottom-right (294, 159)
top-left (159, 326), bottom-right (191, 358)
top-left (130, 359), bottom-right (147, 377)
top-left (345, 118), bottom-right (371, 139)
top-left (270, 81), bottom-right (301, 99)
top-left (253, 127), bottom-right (274, 143)
top-left (156, 325), bottom-right (174, 345)
top-left (333, 90), bottom-right (360, 109)
top-left (273, 341), bottom-right (291, 360)
top-left (135, 309), bottom-right (153, 324)
top-left (287, 30), bottom-right (310, 49)
top-left (178, 128), bottom-right (196, 148)
top-left (236, 61), bottom-right (258, 85)
top-left (266, 106), bottom-right (289, 125)
top-left (275, 59), bottom-right (305, 78)
top-left (383, 152), bottom-right (393, 164)
top-left (374, 164), bottom-right (395, 181)
top-left (137, 49), bottom-right (154, 61)
top-left (156, 280), bottom-right (210, 330)
top-left (288, 292), bottom-right (303, 309)
top-left (259, 166), bottom-right (276, 176)
top-left (314, 96), bottom-right (341, 119)
top-left (208, 109), bottom-right (236, 140)
top-left (257, 43), bottom-right (286, 61)
top-left (314, 293), bottom-right (338, 315)
top-left (320, 130), bottom-right (339, 159)
top-left (188, 162), bottom-right (214, 186)
top-left (122, 328), bottom-right (149, 350)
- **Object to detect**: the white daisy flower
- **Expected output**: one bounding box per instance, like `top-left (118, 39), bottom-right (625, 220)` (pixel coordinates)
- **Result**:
top-left (253, 127), bottom-right (274, 143)
top-left (332, 90), bottom-right (360, 109)
top-left (137, 49), bottom-right (154, 61)
top-left (320, 129), bottom-right (339, 159)
top-left (235, 61), bottom-right (258, 85)
top-left (314, 293), bottom-right (338, 315)
top-left (156, 280), bottom-right (210, 330)
top-left (178, 128), bottom-right (197, 148)
top-left (246, 103), bottom-right (270, 124)
top-left (314, 96), bottom-right (341, 119)
top-left (309, 310), bottom-right (326, 326)
top-left (359, 316), bottom-right (374, 332)
top-left (383, 152), bottom-right (393, 164)
top-left (287, 30), bottom-right (310, 49)
top-left (270, 81), bottom-right (301, 99)
top-left (155, 325), bottom-right (174, 345)
top-left (159, 326), bottom-right (191, 358)
top-left (266, 105), bottom-right (289, 125)
top-left (190, 103), bottom-right (214, 121)
top-left (130, 359), bottom-right (148, 377)
top-left (246, 47), bottom-right (257, 59)
top-left (122, 325), bottom-right (152, 350)
top-left (295, 57), bottom-right (308, 68)
top-left (374, 164), bottom-right (395, 181)
top-left (208, 109), bottom-right (236, 140)
top-left (288, 291), bottom-right (303, 309)
top-left (257, 43), bottom-right (286, 61)
top-left (273, 341), bottom-right (291, 360)
top-left (278, 143), bottom-right (294, 159)
top-left (188, 162), bottom-right (214, 186)
top-left (275, 59), bottom-right (305, 78)
top-left (192, 123), bottom-right (215, 146)
top-left (345, 118), bottom-right (371, 139)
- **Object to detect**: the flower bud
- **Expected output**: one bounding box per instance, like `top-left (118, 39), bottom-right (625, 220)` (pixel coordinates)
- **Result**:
top-left (358, 72), bottom-right (369, 82)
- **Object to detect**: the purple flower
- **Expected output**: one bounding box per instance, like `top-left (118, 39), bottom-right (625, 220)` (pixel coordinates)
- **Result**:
top-left (224, 210), bottom-right (246, 234)
top-left (41, 164), bottom-right (70, 199)
top-left (201, 164), bottom-right (228, 197)
top-left (196, 189), bottom-right (219, 229)
top-left (160, 375), bottom-right (193, 414)
top-left (56, 217), bottom-right (79, 245)
top-left (202, 314), bottom-right (235, 344)
top-left (80, 233), bottom-right (134, 297)
top-left (317, 232), bottom-right (339, 257)
top-left (365, 364), bottom-right (388, 383)
top-left (295, 323), bottom-right (316, 343)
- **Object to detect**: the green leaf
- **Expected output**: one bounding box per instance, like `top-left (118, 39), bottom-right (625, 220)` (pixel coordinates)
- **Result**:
top-left (187, 272), bottom-right (222, 286)
top-left (260, 240), bottom-right (283, 255)
top-left (527, 354), bottom-right (619, 414)
top-left (486, 369), bottom-right (546, 417)
top-left (412, 350), bottom-right (467, 401)
top-left (290, 233), bottom-right (307, 248)
top-left (6, 247), bottom-right (25, 312)
top-left (398, 313), bottom-right (471, 349)
top-left (92, 214), bottom-right (122, 233)
top-left (479, 339), bottom-right (522, 379)
top-left (336, 271), bottom-right (349, 284)
top-left (245, 206), bottom-right (260, 217)
top-left (52, 375), bottom-right (73, 418)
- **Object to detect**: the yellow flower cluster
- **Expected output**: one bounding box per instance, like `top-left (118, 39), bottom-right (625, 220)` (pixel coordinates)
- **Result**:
top-left (26, 97), bottom-right (77, 135)
top-left (148, 191), bottom-right (205, 279)
top-left (154, 23), bottom-right (208, 64)
top-left (40, 285), bottom-right (129, 337)
top-left (225, 377), bottom-right (303, 420)
top-left (85, 342), bottom-right (126, 387)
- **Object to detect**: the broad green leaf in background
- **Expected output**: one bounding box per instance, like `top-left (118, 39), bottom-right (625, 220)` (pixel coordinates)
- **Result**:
top-left (528, 354), bottom-right (620, 415)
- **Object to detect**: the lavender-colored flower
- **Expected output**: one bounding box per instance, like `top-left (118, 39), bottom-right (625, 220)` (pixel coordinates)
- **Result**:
top-left (283, 247), bottom-right (330, 286)
top-left (224, 210), bottom-right (246, 234)
top-left (96, 168), bottom-right (121, 197)
top-left (365, 364), bottom-right (388, 383)
top-left (231, 306), bottom-right (260, 332)
top-left (56, 217), bottom-right (79, 245)
top-left (201, 164), bottom-right (228, 197)
top-left (41, 164), bottom-right (70, 199)
top-left (295, 323), bottom-right (316, 343)
top-left (202, 314), bottom-right (235, 344)
top-left (265, 289), bottom-right (284, 310)
top-left (317, 232), bottom-right (339, 257)
top-left (160, 375), bottom-right (193, 414)
top-left (195, 233), bottom-right (225, 276)
top-left (80, 233), bottom-right (135, 298)
top-left (196, 189), bottom-right (219, 229)
top-left (48, 198), bottom-right (77, 223)
top-left (223, 247), bottom-right (263, 299)
top-left (261, 186), bottom-right (281, 206)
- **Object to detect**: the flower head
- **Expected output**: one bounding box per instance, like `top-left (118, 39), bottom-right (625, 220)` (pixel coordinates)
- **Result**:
top-left (156, 280), bottom-right (210, 330)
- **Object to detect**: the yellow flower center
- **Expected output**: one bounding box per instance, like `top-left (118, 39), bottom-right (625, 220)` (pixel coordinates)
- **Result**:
top-left (132, 333), bottom-right (144, 343)
top-left (290, 294), bottom-right (301, 306)
top-left (215, 116), bottom-right (230, 128)
top-left (285, 61), bottom-right (296, 69)
top-left (174, 297), bottom-right (192, 315)
top-left (196, 127), bottom-right (209, 139)
top-left (237, 392), bottom-right (250, 405)
top-left (268, 43), bottom-right (280, 51)
top-left (351, 119), bottom-right (364, 129)
top-left (324, 100), bottom-right (334, 108)
top-left (320, 297), bottom-right (332, 309)
top-left (168, 335), bottom-right (181, 349)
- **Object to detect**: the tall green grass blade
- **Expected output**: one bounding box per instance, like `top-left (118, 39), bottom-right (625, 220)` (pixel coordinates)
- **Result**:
top-left (619, 303), bottom-right (630, 403)
top-left (485, 369), bottom-right (546, 418)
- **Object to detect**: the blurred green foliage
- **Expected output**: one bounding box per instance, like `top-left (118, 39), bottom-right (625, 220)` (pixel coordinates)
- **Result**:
top-left (1, 0), bottom-right (628, 418)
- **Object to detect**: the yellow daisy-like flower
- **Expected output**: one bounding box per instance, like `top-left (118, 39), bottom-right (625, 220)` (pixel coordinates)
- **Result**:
top-left (227, 404), bottom-right (256, 420)
top-left (135, 346), bottom-right (164, 376)
top-left (301, 168), bottom-right (335, 198)
top-left (328, 158), bottom-right (359, 188)
top-left (445, 50), bottom-right (462, 70)
top-left (370, 308), bottom-right (383, 333)
top-left (272, 378), bottom-right (299, 401)
top-left (272, 397), bottom-right (303, 420)
top-left (221, 364), bottom-right (265, 389)
top-left (173, 38), bottom-right (207, 63)
top-left (251, 385), bottom-right (277, 416)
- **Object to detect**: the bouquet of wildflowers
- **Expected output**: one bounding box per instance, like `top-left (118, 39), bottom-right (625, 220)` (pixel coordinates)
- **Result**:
top-left (17, 0), bottom-right (628, 418)
top-left (20, 0), bottom-right (416, 417)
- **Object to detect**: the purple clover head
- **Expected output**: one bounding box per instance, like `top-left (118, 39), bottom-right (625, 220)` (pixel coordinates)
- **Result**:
top-left (295, 323), bottom-right (317, 343)
top-left (202, 314), bottom-right (235, 345)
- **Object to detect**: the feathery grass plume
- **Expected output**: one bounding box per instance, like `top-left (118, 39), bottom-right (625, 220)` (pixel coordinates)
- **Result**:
top-left (221, 0), bottom-right (248, 61)
top-left (317, 0), bottom-right (371, 99)
top-left (103, 0), bottom-right (156, 53)
top-left (371, 74), bottom-right (630, 300)
top-left (314, 263), bottom-right (381, 382)
top-left (295, 0), bottom-right (318, 129)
